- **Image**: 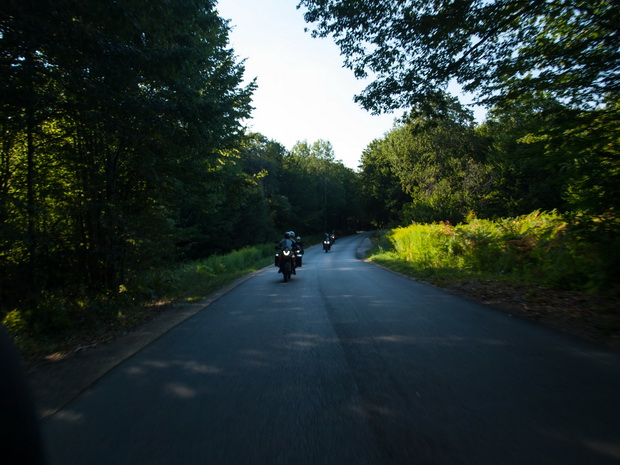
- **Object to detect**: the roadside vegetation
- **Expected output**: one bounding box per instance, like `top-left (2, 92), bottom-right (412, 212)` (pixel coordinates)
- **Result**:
top-left (369, 211), bottom-right (619, 293)
top-left (3, 1), bottom-right (619, 356)
top-left (3, 245), bottom-right (275, 363)
top-left (367, 212), bottom-right (620, 344)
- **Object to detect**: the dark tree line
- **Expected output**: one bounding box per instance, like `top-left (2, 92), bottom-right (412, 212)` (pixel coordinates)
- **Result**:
top-left (0, 1), bottom-right (362, 323)
top-left (1, 0), bottom-right (252, 304)
top-left (2, 0), bottom-right (619, 327)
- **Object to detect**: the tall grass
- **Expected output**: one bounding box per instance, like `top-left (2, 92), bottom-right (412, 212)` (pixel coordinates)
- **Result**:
top-left (129, 244), bottom-right (275, 303)
top-left (370, 211), bottom-right (618, 293)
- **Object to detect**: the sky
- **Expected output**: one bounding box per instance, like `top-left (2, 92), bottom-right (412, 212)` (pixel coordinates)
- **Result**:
top-left (216, 0), bottom-right (402, 170)
top-left (216, 0), bottom-right (485, 170)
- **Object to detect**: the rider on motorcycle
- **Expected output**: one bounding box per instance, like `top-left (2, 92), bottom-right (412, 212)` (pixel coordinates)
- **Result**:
top-left (277, 231), bottom-right (294, 251)
top-left (275, 231), bottom-right (296, 274)
top-left (323, 233), bottom-right (332, 251)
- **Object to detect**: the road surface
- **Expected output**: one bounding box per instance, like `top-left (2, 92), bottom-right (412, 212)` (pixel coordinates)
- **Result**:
top-left (43, 234), bottom-right (620, 464)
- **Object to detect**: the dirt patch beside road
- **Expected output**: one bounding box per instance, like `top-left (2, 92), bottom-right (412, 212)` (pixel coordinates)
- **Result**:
top-left (443, 279), bottom-right (620, 350)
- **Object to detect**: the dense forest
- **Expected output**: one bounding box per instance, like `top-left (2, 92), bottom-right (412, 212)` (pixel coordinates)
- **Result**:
top-left (302, 0), bottom-right (619, 291)
top-left (1, 0), bottom-right (618, 336)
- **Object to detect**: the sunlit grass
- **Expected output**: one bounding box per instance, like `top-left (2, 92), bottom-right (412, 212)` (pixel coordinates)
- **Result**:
top-left (368, 210), bottom-right (618, 293)
top-left (130, 244), bottom-right (274, 303)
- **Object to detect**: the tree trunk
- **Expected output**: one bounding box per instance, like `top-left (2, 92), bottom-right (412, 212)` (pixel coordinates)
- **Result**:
top-left (25, 52), bottom-right (37, 295)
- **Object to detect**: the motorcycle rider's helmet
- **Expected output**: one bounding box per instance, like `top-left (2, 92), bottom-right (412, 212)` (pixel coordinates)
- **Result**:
top-left (296, 236), bottom-right (301, 241)
top-left (284, 232), bottom-right (291, 239)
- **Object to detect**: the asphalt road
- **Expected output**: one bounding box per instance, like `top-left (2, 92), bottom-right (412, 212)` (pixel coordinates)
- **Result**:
top-left (43, 234), bottom-right (620, 464)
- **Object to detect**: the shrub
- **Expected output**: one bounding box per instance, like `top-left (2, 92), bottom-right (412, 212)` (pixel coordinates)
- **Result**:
top-left (371, 210), bottom-right (616, 292)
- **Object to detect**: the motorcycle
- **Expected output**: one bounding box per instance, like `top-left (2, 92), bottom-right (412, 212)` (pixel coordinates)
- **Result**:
top-left (275, 247), bottom-right (295, 282)
top-left (294, 245), bottom-right (304, 267)
top-left (323, 238), bottom-right (331, 252)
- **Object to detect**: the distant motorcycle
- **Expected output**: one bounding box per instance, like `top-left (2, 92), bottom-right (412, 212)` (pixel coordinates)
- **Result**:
top-left (323, 238), bottom-right (331, 252)
top-left (294, 245), bottom-right (304, 267)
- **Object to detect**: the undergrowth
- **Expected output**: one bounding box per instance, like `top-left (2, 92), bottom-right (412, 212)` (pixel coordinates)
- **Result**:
top-left (369, 210), bottom-right (620, 294)
top-left (2, 244), bottom-right (275, 362)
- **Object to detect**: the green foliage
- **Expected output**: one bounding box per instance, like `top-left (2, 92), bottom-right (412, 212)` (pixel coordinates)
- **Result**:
top-left (370, 211), bottom-right (619, 293)
top-left (301, 0), bottom-right (619, 235)
top-left (2, 244), bottom-right (274, 358)
top-left (360, 97), bottom-right (495, 225)
top-left (298, 0), bottom-right (619, 113)
top-left (279, 139), bottom-right (361, 233)
top-left (2, 310), bottom-right (28, 336)
top-left (542, 98), bottom-right (620, 220)
top-left (359, 138), bottom-right (411, 227)
top-left (0, 0), bottom-right (255, 316)
top-left (128, 244), bottom-right (275, 303)
top-left (359, 92), bottom-right (620, 234)
top-left (476, 100), bottom-right (568, 217)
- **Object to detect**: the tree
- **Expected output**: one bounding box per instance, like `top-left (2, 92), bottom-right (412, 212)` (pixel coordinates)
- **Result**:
top-left (0, 0), bottom-right (254, 312)
top-left (359, 138), bottom-right (411, 227)
top-left (297, 0), bottom-right (620, 113)
top-left (365, 98), bottom-right (490, 224)
top-left (238, 133), bottom-right (287, 199)
top-left (476, 98), bottom-right (570, 217)
top-left (281, 141), bottom-right (332, 232)
top-left (518, 96), bottom-right (620, 219)
top-left (299, 0), bottom-right (619, 229)
top-left (278, 139), bottom-right (359, 234)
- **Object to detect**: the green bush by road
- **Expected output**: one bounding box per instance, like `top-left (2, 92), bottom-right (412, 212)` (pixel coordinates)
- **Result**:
top-left (368, 211), bottom-right (619, 294)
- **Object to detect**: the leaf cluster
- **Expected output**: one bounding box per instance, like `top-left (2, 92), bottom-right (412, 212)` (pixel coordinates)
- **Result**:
top-left (298, 0), bottom-right (620, 112)
top-left (359, 93), bottom-right (619, 229)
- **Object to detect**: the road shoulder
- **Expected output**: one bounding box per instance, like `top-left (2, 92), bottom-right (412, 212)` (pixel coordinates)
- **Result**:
top-left (30, 271), bottom-right (260, 420)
